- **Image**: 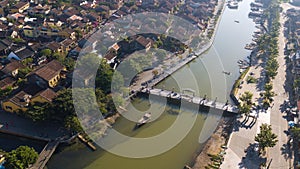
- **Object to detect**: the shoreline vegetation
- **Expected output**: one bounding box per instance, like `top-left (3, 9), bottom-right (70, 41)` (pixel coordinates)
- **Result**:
top-left (79, 0), bottom-right (226, 140)
top-left (0, 0), bottom-right (237, 168)
top-left (191, 117), bottom-right (234, 169)
top-left (230, 67), bottom-right (251, 104)
top-left (191, 0), bottom-right (283, 167)
top-left (71, 0), bottom-right (228, 166)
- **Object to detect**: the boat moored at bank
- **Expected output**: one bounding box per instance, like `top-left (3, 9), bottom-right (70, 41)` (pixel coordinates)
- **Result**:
top-left (136, 112), bottom-right (152, 128)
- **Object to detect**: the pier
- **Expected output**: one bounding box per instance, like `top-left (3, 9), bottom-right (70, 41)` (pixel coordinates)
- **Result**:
top-left (29, 139), bottom-right (60, 169)
top-left (140, 88), bottom-right (239, 113)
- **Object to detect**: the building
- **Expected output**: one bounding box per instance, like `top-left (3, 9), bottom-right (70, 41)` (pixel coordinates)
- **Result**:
top-left (0, 76), bottom-right (16, 90)
top-left (60, 38), bottom-right (76, 52)
top-left (134, 36), bottom-right (153, 51)
top-left (0, 60), bottom-right (24, 78)
top-left (2, 86), bottom-right (57, 113)
top-left (7, 47), bottom-right (35, 61)
top-left (9, 1), bottom-right (30, 13)
top-left (28, 60), bottom-right (66, 88)
top-left (23, 25), bottom-right (38, 38)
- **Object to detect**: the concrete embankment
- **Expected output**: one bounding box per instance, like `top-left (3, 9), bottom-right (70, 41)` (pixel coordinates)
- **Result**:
top-left (0, 128), bottom-right (49, 142)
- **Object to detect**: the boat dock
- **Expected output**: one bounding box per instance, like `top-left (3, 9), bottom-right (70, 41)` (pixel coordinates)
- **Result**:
top-left (140, 88), bottom-right (239, 114)
top-left (29, 139), bottom-right (60, 169)
top-left (77, 134), bottom-right (97, 151)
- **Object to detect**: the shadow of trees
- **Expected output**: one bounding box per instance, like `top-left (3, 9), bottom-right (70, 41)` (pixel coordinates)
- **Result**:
top-left (238, 143), bottom-right (267, 169)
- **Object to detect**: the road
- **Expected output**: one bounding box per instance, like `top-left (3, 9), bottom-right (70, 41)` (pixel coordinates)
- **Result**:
top-left (0, 110), bottom-right (66, 140)
top-left (267, 3), bottom-right (292, 168)
top-left (221, 3), bottom-right (294, 169)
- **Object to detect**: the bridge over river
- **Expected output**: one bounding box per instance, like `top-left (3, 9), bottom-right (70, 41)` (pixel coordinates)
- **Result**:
top-left (140, 88), bottom-right (239, 114)
top-left (29, 139), bottom-right (60, 169)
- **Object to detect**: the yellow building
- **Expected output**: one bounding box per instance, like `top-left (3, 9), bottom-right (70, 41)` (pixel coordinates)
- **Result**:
top-left (9, 1), bottom-right (30, 13)
top-left (28, 60), bottom-right (66, 88)
top-left (2, 88), bottom-right (57, 113)
top-left (2, 91), bottom-right (30, 113)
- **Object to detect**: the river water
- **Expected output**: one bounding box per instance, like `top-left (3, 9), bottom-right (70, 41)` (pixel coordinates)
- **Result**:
top-left (0, 133), bottom-right (46, 153)
top-left (46, 0), bottom-right (256, 168)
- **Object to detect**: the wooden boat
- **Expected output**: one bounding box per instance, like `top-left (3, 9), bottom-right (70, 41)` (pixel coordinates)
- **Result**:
top-left (0, 156), bottom-right (5, 164)
top-left (136, 112), bottom-right (151, 127)
top-left (222, 71), bottom-right (231, 75)
top-left (77, 134), bottom-right (97, 151)
top-left (228, 1), bottom-right (238, 9)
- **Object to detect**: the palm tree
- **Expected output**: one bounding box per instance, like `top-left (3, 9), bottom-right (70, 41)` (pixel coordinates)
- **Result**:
top-left (239, 91), bottom-right (253, 106)
top-left (238, 103), bottom-right (251, 115)
top-left (255, 124), bottom-right (278, 154)
top-left (291, 126), bottom-right (300, 139)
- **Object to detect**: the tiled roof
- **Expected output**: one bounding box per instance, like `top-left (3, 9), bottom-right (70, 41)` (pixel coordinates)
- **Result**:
top-left (135, 36), bottom-right (152, 48)
top-left (37, 88), bottom-right (57, 102)
top-left (47, 41), bottom-right (61, 51)
top-left (13, 1), bottom-right (29, 9)
top-left (0, 76), bottom-right (15, 89)
top-left (1, 61), bottom-right (24, 74)
top-left (33, 60), bottom-right (64, 81)
top-left (9, 91), bottom-right (31, 108)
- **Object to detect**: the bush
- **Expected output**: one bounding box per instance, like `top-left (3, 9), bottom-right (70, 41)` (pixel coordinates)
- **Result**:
top-left (246, 76), bottom-right (257, 83)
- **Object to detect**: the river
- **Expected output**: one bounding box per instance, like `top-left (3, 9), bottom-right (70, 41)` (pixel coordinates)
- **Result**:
top-left (0, 133), bottom-right (46, 153)
top-left (46, 0), bottom-right (256, 168)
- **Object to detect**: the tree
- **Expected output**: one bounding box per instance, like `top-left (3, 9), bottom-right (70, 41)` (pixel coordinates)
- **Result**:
top-left (239, 91), bottom-right (253, 106)
top-left (74, 28), bottom-right (83, 39)
top-left (52, 52), bottom-right (66, 62)
top-left (40, 49), bottom-right (52, 57)
top-left (65, 115), bottom-right (83, 133)
top-left (238, 103), bottom-right (252, 115)
top-left (0, 86), bottom-right (13, 98)
top-left (255, 124), bottom-right (278, 153)
top-left (111, 70), bottom-right (124, 93)
top-left (18, 67), bottom-right (32, 79)
top-left (291, 126), bottom-right (300, 139)
top-left (96, 60), bottom-right (114, 93)
top-left (22, 58), bottom-right (33, 66)
top-left (24, 102), bottom-right (50, 121)
top-left (152, 69), bottom-right (159, 77)
top-left (49, 89), bottom-right (75, 120)
top-left (265, 58), bottom-right (279, 79)
top-left (62, 57), bottom-right (75, 71)
top-left (264, 83), bottom-right (273, 91)
top-left (4, 146), bottom-right (38, 169)
top-left (155, 50), bottom-right (167, 62)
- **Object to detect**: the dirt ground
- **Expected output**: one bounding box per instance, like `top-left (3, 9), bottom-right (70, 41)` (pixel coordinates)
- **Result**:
top-left (191, 117), bottom-right (233, 169)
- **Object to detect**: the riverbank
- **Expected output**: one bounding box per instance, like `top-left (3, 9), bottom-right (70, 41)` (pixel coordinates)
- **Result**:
top-left (128, 0), bottom-right (226, 95)
top-left (191, 116), bottom-right (234, 169)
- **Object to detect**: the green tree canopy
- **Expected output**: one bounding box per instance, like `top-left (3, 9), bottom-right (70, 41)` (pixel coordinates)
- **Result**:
top-left (24, 102), bottom-right (50, 122)
top-left (65, 115), bottom-right (83, 133)
top-left (239, 91), bottom-right (253, 106)
top-left (4, 146), bottom-right (38, 169)
top-left (40, 49), bottom-right (52, 57)
top-left (291, 126), bottom-right (300, 139)
top-left (96, 60), bottom-right (118, 94)
top-left (255, 124), bottom-right (278, 152)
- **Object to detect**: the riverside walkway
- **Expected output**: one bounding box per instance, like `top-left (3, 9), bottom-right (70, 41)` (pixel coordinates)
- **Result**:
top-left (141, 88), bottom-right (239, 113)
top-left (29, 139), bottom-right (60, 169)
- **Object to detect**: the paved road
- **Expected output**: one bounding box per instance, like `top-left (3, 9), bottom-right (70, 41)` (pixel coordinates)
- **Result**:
top-left (267, 4), bottom-right (291, 169)
top-left (221, 3), bottom-right (294, 168)
top-left (0, 110), bottom-right (67, 140)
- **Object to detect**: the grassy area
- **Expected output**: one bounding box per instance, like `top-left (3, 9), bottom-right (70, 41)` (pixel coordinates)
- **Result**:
top-left (231, 67), bottom-right (250, 96)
